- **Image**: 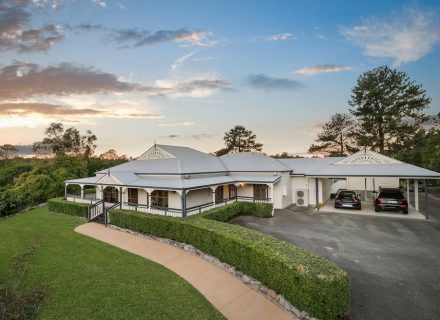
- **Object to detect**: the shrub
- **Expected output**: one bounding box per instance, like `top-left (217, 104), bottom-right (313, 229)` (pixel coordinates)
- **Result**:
top-left (0, 189), bottom-right (26, 217)
top-left (47, 198), bottom-right (88, 218)
top-left (199, 202), bottom-right (272, 222)
top-left (110, 203), bottom-right (350, 320)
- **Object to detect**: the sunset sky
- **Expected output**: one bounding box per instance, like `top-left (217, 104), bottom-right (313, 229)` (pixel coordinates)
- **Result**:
top-left (1, 0), bottom-right (440, 157)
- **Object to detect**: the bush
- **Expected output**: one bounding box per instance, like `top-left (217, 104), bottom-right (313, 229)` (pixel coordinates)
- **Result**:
top-left (110, 203), bottom-right (350, 320)
top-left (199, 202), bottom-right (272, 222)
top-left (0, 189), bottom-right (26, 217)
top-left (47, 198), bottom-right (88, 218)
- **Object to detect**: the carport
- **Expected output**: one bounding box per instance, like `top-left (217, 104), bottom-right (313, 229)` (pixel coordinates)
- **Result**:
top-left (306, 151), bottom-right (440, 218)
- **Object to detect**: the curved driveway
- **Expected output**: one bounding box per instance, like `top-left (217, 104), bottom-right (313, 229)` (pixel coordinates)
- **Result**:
top-left (231, 197), bottom-right (440, 320)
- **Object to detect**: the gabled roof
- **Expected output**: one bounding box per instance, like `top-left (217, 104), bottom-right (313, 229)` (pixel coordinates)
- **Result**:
top-left (333, 150), bottom-right (402, 165)
top-left (97, 144), bottom-right (227, 175)
top-left (220, 152), bottom-right (291, 172)
top-left (280, 151), bottom-right (440, 178)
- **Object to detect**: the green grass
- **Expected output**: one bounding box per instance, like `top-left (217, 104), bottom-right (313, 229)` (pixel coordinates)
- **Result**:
top-left (0, 207), bottom-right (225, 320)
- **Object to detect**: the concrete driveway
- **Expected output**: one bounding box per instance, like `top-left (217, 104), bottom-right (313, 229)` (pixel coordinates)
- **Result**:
top-left (231, 198), bottom-right (440, 320)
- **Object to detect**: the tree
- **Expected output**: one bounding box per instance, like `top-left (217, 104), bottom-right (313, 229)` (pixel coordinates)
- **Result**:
top-left (35, 123), bottom-right (97, 157)
top-left (82, 130), bottom-right (97, 158)
top-left (309, 113), bottom-right (358, 156)
top-left (0, 144), bottom-right (18, 159)
top-left (219, 125), bottom-right (263, 154)
top-left (270, 152), bottom-right (297, 159)
top-left (99, 149), bottom-right (126, 160)
top-left (349, 66), bottom-right (431, 154)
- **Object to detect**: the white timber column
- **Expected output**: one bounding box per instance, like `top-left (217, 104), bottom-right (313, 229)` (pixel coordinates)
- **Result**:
top-left (414, 179), bottom-right (419, 211)
top-left (145, 188), bottom-right (154, 212)
top-left (266, 183), bottom-right (275, 216)
top-left (406, 179), bottom-right (411, 206)
top-left (210, 186), bottom-right (218, 208)
top-left (80, 184), bottom-right (84, 199)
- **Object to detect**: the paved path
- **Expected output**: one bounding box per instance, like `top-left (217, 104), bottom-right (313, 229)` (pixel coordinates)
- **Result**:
top-left (75, 223), bottom-right (295, 320)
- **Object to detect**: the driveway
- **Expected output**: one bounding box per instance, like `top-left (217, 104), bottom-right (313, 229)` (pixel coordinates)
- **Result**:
top-left (230, 198), bottom-right (440, 320)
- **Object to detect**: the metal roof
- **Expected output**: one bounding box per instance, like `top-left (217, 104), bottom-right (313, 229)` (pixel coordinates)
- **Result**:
top-left (68, 146), bottom-right (440, 190)
top-left (220, 152), bottom-right (291, 172)
top-left (280, 151), bottom-right (440, 178)
top-left (65, 176), bottom-right (100, 184)
top-left (97, 144), bottom-right (227, 175)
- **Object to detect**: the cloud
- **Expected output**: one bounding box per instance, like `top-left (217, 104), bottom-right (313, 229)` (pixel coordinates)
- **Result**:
top-left (340, 7), bottom-right (440, 65)
top-left (158, 121), bottom-right (194, 127)
top-left (155, 78), bottom-right (232, 98)
top-left (165, 134), bottom-right (180, 138)
top-left (171, 51), bottom-right (197, 71)
top-left (109, 28), bottom-right (220, 47)
top-left (0, 62), bottom-right (151, 100)
top-left (0, 0), bottom-right (65, 52)
top-left (264, 33), bottom-right (294, 41)
top-left (191, 133), bottom-right (213, 140)
top-left (92, 0), bottom-right (106, 8)
top-left (0, 102), bottom-right (161, 119)
top-left (66, 23), bottom-right (106, 32)
top-left (247, 74), bottom-right (302, 90)
top-left (294, 64), bottom-right (352, 76)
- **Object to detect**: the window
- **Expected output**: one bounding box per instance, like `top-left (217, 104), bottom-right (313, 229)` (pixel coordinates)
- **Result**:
top-left (253, 184), bottom-right (268, 200)
top-left (151, 190), bottom-right (168, 208)
top-left (228, 184), bottom-right (237, 198)
top-left (215, 187), bottom-right (224, 204)
top-left (127, 188), bottom-right (138, 204)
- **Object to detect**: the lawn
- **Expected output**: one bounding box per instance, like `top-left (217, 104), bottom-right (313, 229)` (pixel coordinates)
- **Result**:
top-left (0, 207), bottom-right (224, 320)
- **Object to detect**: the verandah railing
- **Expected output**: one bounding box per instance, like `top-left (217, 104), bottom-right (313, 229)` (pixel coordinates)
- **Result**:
top-left (88, 200), bottom-right (104, 221)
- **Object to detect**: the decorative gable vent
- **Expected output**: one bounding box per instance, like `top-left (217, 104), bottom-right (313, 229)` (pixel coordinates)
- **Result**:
top-left (137, 145), bottom-right (176, 160)
top-left (334, 150), bottom-right (402, 165)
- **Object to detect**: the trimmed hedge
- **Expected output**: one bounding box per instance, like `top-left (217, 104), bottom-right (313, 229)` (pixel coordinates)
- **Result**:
top-left (110, 203), bottom-right (350, 320)
top-left (47, 198), bottom-right (89, 218)
top-left (199, 202), bottom-right (273, 222)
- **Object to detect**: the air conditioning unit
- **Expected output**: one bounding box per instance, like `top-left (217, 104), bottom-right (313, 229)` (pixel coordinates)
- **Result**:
top-left (296, 189), bottom-right (309, 206)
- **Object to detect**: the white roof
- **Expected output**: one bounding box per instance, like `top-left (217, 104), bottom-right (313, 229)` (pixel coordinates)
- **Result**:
top-left (97, 145), bottom-right (227, 175)
top-left (280, 151), bottom-right (440, 178)
top-left (67, 146), bottom-right (440, 189)
top-left (220, 152), bottom-right (291, 172)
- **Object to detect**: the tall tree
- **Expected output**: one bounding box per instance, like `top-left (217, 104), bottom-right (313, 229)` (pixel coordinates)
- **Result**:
top-left (309, 113), bottom-right (358, 156)
top-left (349, 66), bottom-right (431, 154)
top-left (35, 123), bottom-right (97, 157)
top-left (219, 125), bottom-right (263, 154)
top-left (82, 130), bottom-right (97, 159)
top-left (0, 144), bottom-right (18, 159)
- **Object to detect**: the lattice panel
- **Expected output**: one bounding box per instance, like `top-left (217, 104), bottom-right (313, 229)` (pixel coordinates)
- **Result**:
top-left (335, 150), bottom-right (401, 165)
top-left (137, 146), bottom-right (175, 160)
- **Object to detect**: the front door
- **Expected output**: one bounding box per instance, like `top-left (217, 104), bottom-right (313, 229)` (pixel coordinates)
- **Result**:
top-left (104, 187), bottom-right (119, 203)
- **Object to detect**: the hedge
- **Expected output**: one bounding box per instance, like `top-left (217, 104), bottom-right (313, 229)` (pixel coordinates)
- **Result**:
top-left (110, 203), bottom-right (350, 320)
top-left (199, 202), bottom-right (273, 222)
top-left (47, 198), bottom-right (89, 218)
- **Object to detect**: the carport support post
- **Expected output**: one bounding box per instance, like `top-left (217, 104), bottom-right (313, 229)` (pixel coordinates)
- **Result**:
top-left (414, 179), bottom-right (419, 211)
top-left (406, 179), bottom-right (411, 207)
top-left (80, 185), bottom-right (84, 199)
top-left (64, 183), bottom-right (67, 200)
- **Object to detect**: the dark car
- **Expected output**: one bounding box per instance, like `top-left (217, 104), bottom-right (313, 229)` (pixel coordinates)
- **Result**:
top-left (334, 190), bottom-right (362, 210)
top-left (374, 187), bottom-right (408, 214)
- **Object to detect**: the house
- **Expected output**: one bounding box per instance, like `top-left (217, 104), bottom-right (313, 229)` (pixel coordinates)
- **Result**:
top-left (64, 144), bottom-right (440, 221)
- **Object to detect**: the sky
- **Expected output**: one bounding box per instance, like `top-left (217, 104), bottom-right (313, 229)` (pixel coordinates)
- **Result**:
top-left (1, 0), bottom-right (440, 157)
